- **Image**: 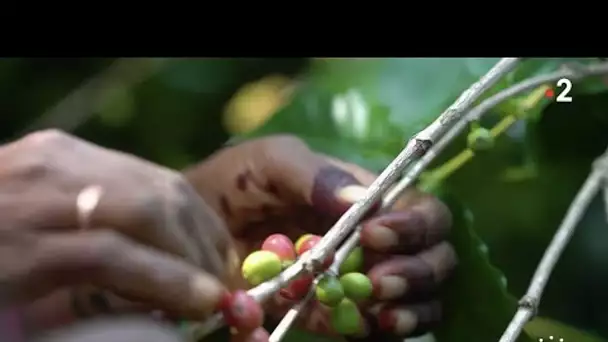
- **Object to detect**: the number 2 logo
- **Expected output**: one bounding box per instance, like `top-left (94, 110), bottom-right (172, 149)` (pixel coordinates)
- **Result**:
top-left (556, 78), bottom-right (573, 102)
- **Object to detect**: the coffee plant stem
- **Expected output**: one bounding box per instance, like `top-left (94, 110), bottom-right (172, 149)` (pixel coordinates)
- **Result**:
top-left (401, 62), bottom-right (608, 197)
top-left (499, 147), bottom-right (608, 342)
top-left (305, 58), bottom-right (521, 270)
top-left (268, 279), bottom-right (319, 342)
top-left (490, 115), bottom-right (518, 137)
top-left (419, 85), bottom-right (543, 190)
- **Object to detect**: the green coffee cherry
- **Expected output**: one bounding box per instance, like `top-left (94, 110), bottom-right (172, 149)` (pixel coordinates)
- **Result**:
top-left (340, 272), bottom-right (373, 302)
top-left (330, 298), bottom-right (363, 335)
top-left (241, 250), bottom-right (282, 286)
top-left (315, 275), bottom-right (345, 307)
top-left (467, 127), bottom-right (494, 151)
top-left (339, 247), bottom-right (363, 275)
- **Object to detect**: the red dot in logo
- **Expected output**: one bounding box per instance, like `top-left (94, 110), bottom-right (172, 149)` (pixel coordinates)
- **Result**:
top-left (544, 89), bottom-right (555, 98)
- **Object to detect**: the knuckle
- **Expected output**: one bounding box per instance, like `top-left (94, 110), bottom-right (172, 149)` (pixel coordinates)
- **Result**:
top-left (21, 129), bottom-right (71, 147)
top-left (261, 135), bottom-right (310, 154)
top-left (17, 153), bottom-right (50, 181)
top-left (172, 174), bottom-right (195, 198)
top-left (88, 231), bottom-right (127, 269)
top-left (132, 194), bottom-right (166, 228)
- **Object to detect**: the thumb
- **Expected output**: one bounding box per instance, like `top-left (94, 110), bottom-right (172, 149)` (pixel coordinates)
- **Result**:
top-left (183, 135), bottom-right (379, 235)
top-left (261, 137), bottom-right (377, 219)
top-left (6, 230), bottom-right (228, 321)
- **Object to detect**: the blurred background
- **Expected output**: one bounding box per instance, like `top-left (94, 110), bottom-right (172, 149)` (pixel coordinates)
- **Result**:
top-left (3, 57), bottom-right (608, 342)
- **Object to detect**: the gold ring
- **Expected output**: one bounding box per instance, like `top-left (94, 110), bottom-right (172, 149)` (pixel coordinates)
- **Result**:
top-left (76, 185), bottom-right (104, 230)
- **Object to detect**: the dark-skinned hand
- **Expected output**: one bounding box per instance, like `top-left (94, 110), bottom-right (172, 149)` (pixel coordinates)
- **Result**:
top-left (185, 135), bottom-right (457, 341)
top-left (0, 130), bottom-right (239, 339)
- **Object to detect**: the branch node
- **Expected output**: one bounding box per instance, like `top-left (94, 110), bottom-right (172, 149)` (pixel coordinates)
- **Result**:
top-left (517, 295), bottom-right (539, 316)
top-left (415, 138), bottom-right (433, 155)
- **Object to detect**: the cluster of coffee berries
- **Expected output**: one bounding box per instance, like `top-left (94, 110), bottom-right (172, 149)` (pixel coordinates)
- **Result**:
top-left (241, 233), bottom-right (373, 336)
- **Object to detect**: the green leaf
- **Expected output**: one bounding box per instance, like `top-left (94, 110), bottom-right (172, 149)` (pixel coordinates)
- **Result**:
top-left (432, 191), bottom-right (533, 342)
top-left (237, 84), bottom-right (396, 172)
top-left (97, 85), bottom-right (135, 128)
top-left (309, 58), bottom-right (495, 138)
top-left (158, 59), bottom-right (243, 94)
top-left (526, 317), bottom-right (605, 342)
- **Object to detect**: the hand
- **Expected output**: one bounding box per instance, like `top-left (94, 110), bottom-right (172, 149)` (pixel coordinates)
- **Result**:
top-left (185, 135), bottom-right (457, 339)
top-left (0, 130), bottom-right (238, 329)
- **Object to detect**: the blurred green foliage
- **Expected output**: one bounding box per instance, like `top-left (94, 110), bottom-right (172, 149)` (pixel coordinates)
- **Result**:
top-left (2, 58), bottom-right (608, 342)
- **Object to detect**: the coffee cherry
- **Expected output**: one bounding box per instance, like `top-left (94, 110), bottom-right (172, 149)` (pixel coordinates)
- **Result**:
top-left (315, 275), bottom-right (345, 307)
top-left (296, 235), bottom-right (334, 270)
top-left (294, 234), bottom-right (314, 252)
top-left (261, 233), bottom-right (296, 262)
top-left (221, 290), bottom-right (264, 332)
top-left (279, 275), bottom-right (314, 300)
top-left (241, 250), bottom-right (282, 286)
top-left (330, 298), bottom-right (363, 335)
top-left (340, 272), bottom-right (373, 302)
top-left (467, 127), bottom-right (494, 151)
top-left (231, 327), bottom-right (270, 342)
top-left (339, 247), bottom-right (363, 275)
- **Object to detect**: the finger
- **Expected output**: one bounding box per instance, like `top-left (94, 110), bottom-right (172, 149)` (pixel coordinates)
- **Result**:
top-left (0, 189), bottom-right (201, 269)
top-left (177, 183), bottom-right (241, 288)
top-left (231, 327), bottom-right (271, 342)
top-left (360, 193), bottom-right (452, 253)
top-left (9, 230), bottom-right (228, 321)
top-left (0, 193), bottom-right (79, 231)
top-left (69, 286), bottom-right (149, 318)
top-left (21, 288), bottom-right (150, 334)
top-left (255, 137), bottom-right (376, 220)
top-left (367, 243), bottom-right (457, 301)
top-left (371, 301), bottom-right (442, 337)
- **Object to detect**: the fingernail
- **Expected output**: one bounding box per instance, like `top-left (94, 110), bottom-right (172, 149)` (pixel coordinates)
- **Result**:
top-left (367, 225), bottom-right (398, 250)
top-left (336, 185), bottom-right (368, 203)
top-left (191, 275), bottom-right (226, 316)
top-left (393, 310), bottom-right (418, 335)
top-left (377, 276), bottom-right (407, 300)
top-left (377, 309), bottom-right (417, 335)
